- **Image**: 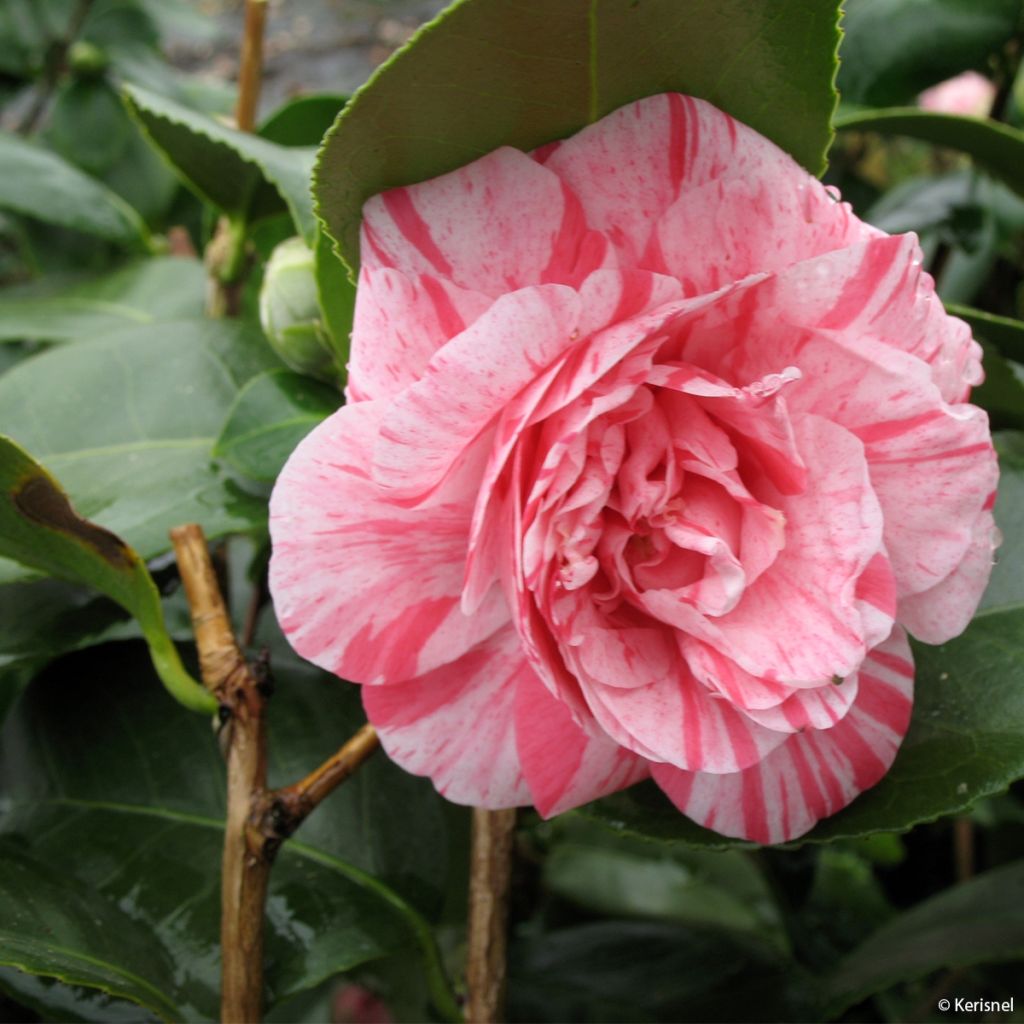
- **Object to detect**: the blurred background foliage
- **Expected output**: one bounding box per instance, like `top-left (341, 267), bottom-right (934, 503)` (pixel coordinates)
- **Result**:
top-left (0, 1), bottom-right (1023, 1022)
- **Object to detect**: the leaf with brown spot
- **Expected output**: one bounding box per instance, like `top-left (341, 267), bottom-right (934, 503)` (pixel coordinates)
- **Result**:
top-left (0, 436), bottom-right (215, 713)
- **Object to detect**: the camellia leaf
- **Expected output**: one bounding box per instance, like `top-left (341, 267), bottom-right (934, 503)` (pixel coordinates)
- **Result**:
top-left (836, 0), bottom-right (1021, 108)
top-left (0, 257), bottom-right (206, 343)
top-left (0, 839), bottom-right (181, 1023)
top-left (214, 369), bottom-right (340, 483)
top-left (259, 94), bottom-right (347, 148)
top-left (0, 638), bottom-right (460, 1021)
top-left (971, 343), bottom-right (1024, 431)
top-left (981, 431), bottom-right (1024, 612)
top-left (314, 225), bottom-right (356, 370)
top-left (0, 318), bottom-right (277, 585)
top-left (123, 83), bottom-right (318, 243)
top-left (834, 109), bottom-right (1024, 200)
top-left (0, 131), bottom-right (148, 245)
top-left (317, 0), bottom-right (842, 272)
top-left (0, 436), bottom-right (213, 712)
top-left (823, 860), bottom-right (1024, 1016)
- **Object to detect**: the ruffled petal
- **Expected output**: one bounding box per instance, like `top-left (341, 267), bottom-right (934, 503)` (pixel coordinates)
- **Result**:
top-left (371, 284), bottom-right (582, 500)
top-left (363, 626), bottom-right (531, 807)
top-left (269, 400), bottom-right (508, 684)
top-left (653, 628), bottom-right (915, 842)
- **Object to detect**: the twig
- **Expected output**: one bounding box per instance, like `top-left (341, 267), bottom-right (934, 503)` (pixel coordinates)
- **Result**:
top-left (206, 0), bottom-right (267, 317)
top-left (235, 0), bottom-right (269, 133)
top-left (953, 816), bottom-right (975, 883)
top-left (254, 724), bottom-right (380, 845)
top-left (465, 808), bottom-right (517, 1024)
top-left (170, 524), bottom-right (270, 1024)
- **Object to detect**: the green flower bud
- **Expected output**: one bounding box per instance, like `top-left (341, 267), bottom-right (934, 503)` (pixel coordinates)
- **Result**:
top-left (67, 40), bottom-right (109, 78)
top-left (259, 237), bottom-right (339, 383)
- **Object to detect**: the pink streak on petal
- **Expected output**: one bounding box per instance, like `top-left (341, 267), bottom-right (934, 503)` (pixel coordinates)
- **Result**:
top-left (363, 626), bottom-right (531, 807)
top-left (653, 628), bottom-right (914, 842)
top-left (514, 668), bottom-right (648, 817)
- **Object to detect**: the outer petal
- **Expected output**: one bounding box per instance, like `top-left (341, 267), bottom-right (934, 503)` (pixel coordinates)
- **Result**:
top-left (899, 509), bottom-right (999, 642)
top-left (514, 668), bottom-right (648, 817)
top-left (363, 626), bottom-right (531, 807)
top-left (541, 93), bottom-right (872, 279)
top-left (348, 268), bottom-right (492, 402)
top-left (858, 403), bottom-right (997, 602)
top-left (653, 628), bottom-right (915, 842)
top-left (361, 146), bottom-right (610, 295)
top-left (269, 400), bottom-right (508, 685)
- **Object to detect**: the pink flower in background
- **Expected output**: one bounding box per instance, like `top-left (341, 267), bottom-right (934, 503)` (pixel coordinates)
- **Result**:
top-left (269, 94), bottom-right (998, 842)
top-left (918, 71), bottom-right (995, 117)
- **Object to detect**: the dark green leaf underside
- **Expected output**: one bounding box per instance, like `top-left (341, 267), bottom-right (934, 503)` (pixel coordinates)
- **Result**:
top-left (318, 0), bottom-right (841, 270)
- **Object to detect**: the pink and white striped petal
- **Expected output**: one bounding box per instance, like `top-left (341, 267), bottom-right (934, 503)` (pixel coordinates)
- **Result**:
top-left (860, 403), bottom-right (997, 603)
top-left (899, 509), bottom-right (999, 643)
top-left (579, 657), bottom-right (790, 774)
top-left (361, 146), bottom-right (611, 295)
top-left (269, 400), bottom-right (508, 685)
top-left (363, 626), bottom-right (532, 807)
top-left (371, 284), bottom-right (582, 501)
top-left (514, 668), bottom-right (648, 817)
top-left (347, 268), bottom-right (492, 402)
top-left (653, 628), bottom-right (915, 842)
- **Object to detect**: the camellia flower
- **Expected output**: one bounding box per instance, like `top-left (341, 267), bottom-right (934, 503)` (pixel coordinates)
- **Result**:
top-left (269, 94), bottom-right (998, 842)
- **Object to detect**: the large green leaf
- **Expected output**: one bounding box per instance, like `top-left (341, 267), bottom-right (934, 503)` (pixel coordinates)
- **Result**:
top-left (0, 839), bottom-right (180, 1023)
top-left (0, 257), bottom-right (206, 343)
top-left (836, 0), bottom-right (1022, 108)
top-left (981, 431), bottom-right (1024, 612)
top-left (0, 437), bottom-right (213, 713)
top-left (0, 131), bottom-right (148, 245)
top-left (124, 83), bottom-right (318, 243)
top-left (0, 319), bottom-right (277, 585)
top-left (507, 920), bottom-right (815, 1023)
top-left (824, 860), bottom-right (1024, 1015)
top-left (317, 0), bottom-right (842, 271)
top-left (834, 108), bottom-right (1024, 199)
top-left (0, 638), bottom-right (459, 1021)
top-left (214, 370), bottom-right (339, 483)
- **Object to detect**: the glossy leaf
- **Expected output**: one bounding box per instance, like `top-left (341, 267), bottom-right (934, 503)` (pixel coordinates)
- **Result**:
top-left (0, 131), bottom-right (147, 245)
top-left (317, 0), bottom-right (842, 271)
top-left (0, 840), bottom-right (180, 1023)
top-left (48, 78), bottom-right (134, 175)
top-left (215, 370), bottom-right (339, 483)
top-left (972, 343), bottom-right (1024, 430)
top-left (0, 638), bottom-right (459, 1020)
top-left (508, 920), bottom-right (815, 1023)
top-left (837, 0), bottom-right (1020, 107)
top-left (0, 257), bottom-right (206, 343)
top-left (0, 436), bottom-right (213, 712)
top-left (824, 860), bottom-right (1024, 1015)
top-left (260, 94), bottom-right (347, 148)
top-left (834, 109), bottom-right (1024, 199)
top-left (0, 319), bottom-right (277, 585)
top-left (124, 83), bottom-right (318, 243)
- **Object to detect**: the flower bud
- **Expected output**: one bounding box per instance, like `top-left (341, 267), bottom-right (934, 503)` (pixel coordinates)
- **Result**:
top-left (259, 237), bottom-right (338, 382)
top-left (67, 41), bottom-right (109, 78)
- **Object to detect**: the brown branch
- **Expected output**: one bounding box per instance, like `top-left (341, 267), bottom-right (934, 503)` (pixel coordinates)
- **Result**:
top-left (235, 0), bottom-right (269, 133)
top-left (465, 808), bottom-right (517, 1024)
top-left (171, 524), bottom-right (269, 1024)
top-left (253, 725), bottom-right (380, 845)
top-left (953, 816), bottom-right (975, 882)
